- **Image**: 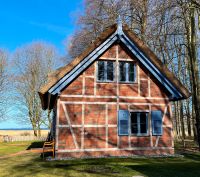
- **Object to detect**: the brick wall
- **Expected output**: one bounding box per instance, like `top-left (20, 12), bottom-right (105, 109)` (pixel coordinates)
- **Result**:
top-left (55, 44), bottom-right (174, 158)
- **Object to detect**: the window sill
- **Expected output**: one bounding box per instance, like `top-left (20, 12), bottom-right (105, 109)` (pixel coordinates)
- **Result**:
top-left (96, 80), bottom-right (116, 83)
top-left (131, 134), bottom-right (149, 137)
top-left (96, 80), bottom-right (138, 84)
top-left (119, 81), bottom-right (137, 84)
top-left (118, 134), bottom-right (150, 137)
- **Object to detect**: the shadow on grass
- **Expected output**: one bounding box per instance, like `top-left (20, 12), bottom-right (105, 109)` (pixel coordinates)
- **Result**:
top-left (9, 153), bottom-right (200, 177)
top-left (26, 141), bottom-right (44, 150)
top-left (127, 162), bottom-right (200, 177)
top-left (26, 141), bottom-right (56, 159)
top-left (11, 156), bottom-right (138, 177)
top-left (181, 152), bottom-right (200, 161)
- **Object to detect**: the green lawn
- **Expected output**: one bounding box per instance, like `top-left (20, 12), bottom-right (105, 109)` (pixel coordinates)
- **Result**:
top-left (0, 141), bottom-right (32, 156)
top-left (0, 141), bottom-right (200, 177)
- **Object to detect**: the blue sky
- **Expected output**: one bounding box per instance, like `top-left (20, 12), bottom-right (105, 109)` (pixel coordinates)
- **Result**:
top-left (0, 0), bottom-right (83, 54)
top-left (0, 0), bottom-right (83, 129)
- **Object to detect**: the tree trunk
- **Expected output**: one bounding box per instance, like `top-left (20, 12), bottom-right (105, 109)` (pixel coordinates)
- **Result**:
top-left (37, 129), bottom-right (41, 137)
top-left (192, 101), bottom-right (198, 141)
top-left (177, 102), bottom-right (181, 138)
top-left (185, 100), bottom-right (192, 137)
top-left (174, 103), bottom-right (179, 138)
top-left (180, 101), bottom-right (186, 139)
top-left (37, 121), bottom-right (41, 137)
top-left (32, 126), bottom-right (37, 137)
top-left (47, 109), bottom-right (52, 129)
top-left (187, 6), bottom-right (200, 150)
top-left (141, 0), bottom-right (148, 40)
top-left (31, 119), bottom-right (38, 137)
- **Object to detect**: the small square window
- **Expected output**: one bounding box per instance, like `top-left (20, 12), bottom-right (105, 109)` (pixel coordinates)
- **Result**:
top-left (97, 61), bottom-right (105, 81)
top-left (97, 61), bottom-right (114, 82)
top-left (119, 62), bottom-right (136, 82)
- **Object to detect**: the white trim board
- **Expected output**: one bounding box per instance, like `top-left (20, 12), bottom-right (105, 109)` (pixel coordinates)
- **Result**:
top-left (60, 95), bottom-right (170, 100)
top-left (60, 101), bottom-right (168, 106)
top-left (57, 124), bottom-right (117, 128)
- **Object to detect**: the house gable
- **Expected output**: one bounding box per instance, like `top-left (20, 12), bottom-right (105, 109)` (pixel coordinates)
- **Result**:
top-left (39, 23), bottom-right (190, 110)
top-left (61, 43), bottom-right (170, 99)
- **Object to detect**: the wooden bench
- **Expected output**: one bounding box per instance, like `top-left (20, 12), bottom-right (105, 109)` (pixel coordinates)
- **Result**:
top-left (182, 139), bottom-right (194, 148)
top-left (43, 140), bottom-right (55, 159)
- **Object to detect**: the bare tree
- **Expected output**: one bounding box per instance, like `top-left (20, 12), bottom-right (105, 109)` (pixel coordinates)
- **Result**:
top-left (0, 49), bottom-right (8, 120)
top-left (174, 0), bottom-right (200, 148)
top-left (13, 42), bottom-right (57, 136)
top-left (66, 0), bottom-right (146, 59)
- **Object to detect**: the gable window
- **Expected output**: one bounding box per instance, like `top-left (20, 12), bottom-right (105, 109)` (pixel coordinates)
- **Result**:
top-left (119, 62), bottom-right (135, 82)
top-left (97, 61), bottom-right (114, 82)
top-left (130, 112), bottom-right (148, 135)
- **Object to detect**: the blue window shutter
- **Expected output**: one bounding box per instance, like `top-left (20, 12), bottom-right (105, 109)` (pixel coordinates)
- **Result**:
top-left (151, 111), bottom-right (163, 135)
top-left (118, 110), bottom-right (129, 135)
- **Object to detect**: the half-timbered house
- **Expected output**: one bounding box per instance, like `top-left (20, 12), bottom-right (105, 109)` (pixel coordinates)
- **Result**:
top-left (39, 22), bottom-right (190, 159)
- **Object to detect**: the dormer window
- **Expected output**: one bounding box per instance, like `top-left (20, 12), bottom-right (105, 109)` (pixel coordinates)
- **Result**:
top-left (97, 61), bottom-right (114, 82)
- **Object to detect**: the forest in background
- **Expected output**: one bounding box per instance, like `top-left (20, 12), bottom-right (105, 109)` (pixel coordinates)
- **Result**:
top-left (0, 0), bottom-right (200, 149)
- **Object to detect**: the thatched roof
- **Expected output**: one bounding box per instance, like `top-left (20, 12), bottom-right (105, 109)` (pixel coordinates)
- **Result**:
top-left (39, 23), bottom-right (190, 110)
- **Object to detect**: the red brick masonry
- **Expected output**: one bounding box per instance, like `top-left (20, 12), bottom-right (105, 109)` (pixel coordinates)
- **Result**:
top-left (55, 44), bottom-right (174, 158)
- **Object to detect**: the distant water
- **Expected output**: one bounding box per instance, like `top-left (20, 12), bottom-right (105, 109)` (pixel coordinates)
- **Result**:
top-left (0, 128), bottom-right (49, 130)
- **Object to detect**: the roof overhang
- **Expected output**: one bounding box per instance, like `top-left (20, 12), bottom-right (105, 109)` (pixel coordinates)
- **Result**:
top-left (39, 22), bottom-right (190, 110)
top-left (49, 27), bottom-right (183, 96)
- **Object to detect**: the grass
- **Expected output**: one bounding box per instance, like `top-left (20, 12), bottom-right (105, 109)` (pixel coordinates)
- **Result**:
top-left (0, 141), bottom-right (31, 156)
top-left (0, 141), bottom-right (44, 156)
top-left (0, 141), bottom-right (200, 177)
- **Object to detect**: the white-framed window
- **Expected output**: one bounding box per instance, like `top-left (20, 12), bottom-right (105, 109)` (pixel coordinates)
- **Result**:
top-left (119, 61), bottom-right (136, 83)
top-left (97, 60), bottom-right (115, 82)
top-left (118, 110), bottom-right (163, 136)
top-left (130, 112), bottom-right (148, 136)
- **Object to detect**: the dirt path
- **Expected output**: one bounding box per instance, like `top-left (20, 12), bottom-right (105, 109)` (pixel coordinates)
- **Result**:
top-left (0, 148), bottom-right (43, 159)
